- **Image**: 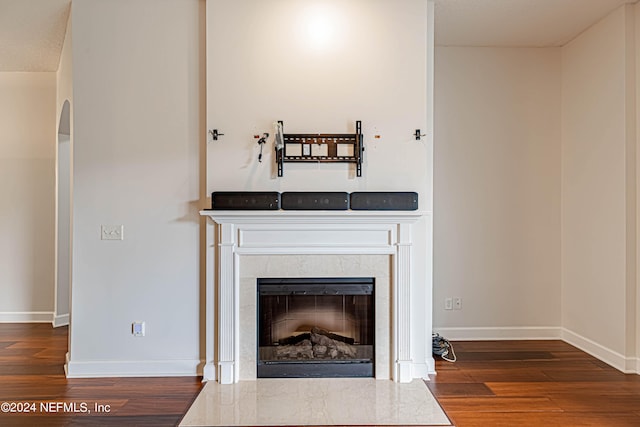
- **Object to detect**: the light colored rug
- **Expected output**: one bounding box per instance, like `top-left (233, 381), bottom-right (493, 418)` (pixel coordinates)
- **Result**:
top-left (180, 378), bottom-right (452, 426)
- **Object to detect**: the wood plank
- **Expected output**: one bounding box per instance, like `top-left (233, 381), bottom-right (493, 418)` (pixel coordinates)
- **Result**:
top-left (7, 340), bottom-right (67, 349)
top-left (0, 414), bottom-right (188, 426)
top-left (427, 370), bottom-right (477, 383)
top-left (542, 368), bottom-right (635, 382)
top-left (115, 397), bottom-right (196, 416)
top-left (546, 394), bottom-right (640, 412)
top-left (426, 382), bottom-right (494, 397)
top-left (452, 359), bottom-right (602, 371)
top-left (464, 367), bottom-right (554, 382)
top-left (436, 396), bottom-right (562, 412)
top-left (445, 412), bottom-right (640, 427)
top-left (0, 363), bottom-right (65, 376)
top-left (487, 381), bottom-right (640, 397)
top-left (457, 351), bottom-right (554, 361)
top-left (0, 348), bottom-right (51, 358)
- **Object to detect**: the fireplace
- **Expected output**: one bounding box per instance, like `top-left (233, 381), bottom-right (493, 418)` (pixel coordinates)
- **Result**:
top-left (257, 277), bottom-right (375, 378)
top-left (199, 210), bottom-right (433, 384)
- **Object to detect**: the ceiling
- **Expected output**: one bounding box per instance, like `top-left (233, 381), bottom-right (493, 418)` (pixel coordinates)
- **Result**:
top-left (0, 0), bottom-right (636, 72)
top-left (435, 0), bottom-right (636, 47)
top-left (0, 0), bottom-right (70, 72)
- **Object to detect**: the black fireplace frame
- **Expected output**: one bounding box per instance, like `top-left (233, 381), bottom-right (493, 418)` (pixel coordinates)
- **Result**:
top-left (257, 277), bottom-right (375, 378)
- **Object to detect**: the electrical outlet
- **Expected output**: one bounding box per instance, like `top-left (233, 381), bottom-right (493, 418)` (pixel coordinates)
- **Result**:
top-left (444, 297), bottom-right (453, 310)
top-left (454, 298), bottom-right (462, 310)
top-left (101, 225), bottom-right (124, 240)
top-left (132, 321), bottom-right (145, 337)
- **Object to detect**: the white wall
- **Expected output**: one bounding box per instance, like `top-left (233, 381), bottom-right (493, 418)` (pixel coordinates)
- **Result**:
top-left (432, 4), bottom-right (640, 373)
top-left (433, 47), bottom-right (562, 338)
top-left (561, 5), bottom-right (633, 366)
top-left (66, 0), bottom-right (203, 376)
top-left (206, 0), bottom-right (430, 196)
top-left (55, 14), bottom-right (73, 327)
top-left (0, 72), bottom-right (56, 322)
top-left (56, 129), bottom-right (71, 326)
top-left (206, 0), bottom-right (434, 376)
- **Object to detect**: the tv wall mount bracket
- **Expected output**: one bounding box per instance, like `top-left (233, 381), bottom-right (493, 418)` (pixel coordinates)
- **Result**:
top-left (276, 120), bottom-right (364, 177)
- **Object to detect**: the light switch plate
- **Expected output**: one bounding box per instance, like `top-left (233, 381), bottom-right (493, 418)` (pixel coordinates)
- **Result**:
top-left (444, 297), bottom-right (453, 310)
top-left (101, 225), bottom-right (124, 240)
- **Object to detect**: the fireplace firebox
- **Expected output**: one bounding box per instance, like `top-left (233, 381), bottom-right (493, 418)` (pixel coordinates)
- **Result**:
top-left (257, 277), bottom-right (375, 378)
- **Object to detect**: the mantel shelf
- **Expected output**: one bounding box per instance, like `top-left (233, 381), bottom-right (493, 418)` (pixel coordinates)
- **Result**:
top-left (200, 210), bottom-right (429, 224)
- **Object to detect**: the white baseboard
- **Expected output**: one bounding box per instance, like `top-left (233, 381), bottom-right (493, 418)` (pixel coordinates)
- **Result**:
top-left (202, 362), bottom-right (216, 382)
top-left (65, 358), bottom-right (201, 378)
top-left (0, 311), bottom-right (54, 323)
top-left (434, 326), bottom-right (562, 341)
top-left (52, 313), bottom-right (69, 327)
top-left (412, 360), bottom-right (435, 379)
top-left (432, 326), bottom-right (638, 375)
top-left (561, 328), bottom-right (639, 374)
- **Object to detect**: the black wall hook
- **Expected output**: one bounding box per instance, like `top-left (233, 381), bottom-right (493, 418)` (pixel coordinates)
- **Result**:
top-left (415, 129), bottom-right (426, 141)
top-left (209, 129), bottom-right (224, 141)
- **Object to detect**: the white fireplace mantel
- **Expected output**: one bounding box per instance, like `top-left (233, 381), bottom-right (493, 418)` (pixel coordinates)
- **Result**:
top-left (200, 210), bottom-right (426, 384)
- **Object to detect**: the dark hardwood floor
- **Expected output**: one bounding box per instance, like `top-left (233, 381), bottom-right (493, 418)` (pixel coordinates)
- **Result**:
top-left (1, 324), bottom-right (640, 426)
top-left (0, 324), bottom-right (203, 426)
top-left (428, 340), bottom-right (640, 427)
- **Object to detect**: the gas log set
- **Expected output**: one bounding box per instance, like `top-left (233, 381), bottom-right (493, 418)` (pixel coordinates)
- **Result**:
top-left (275, 326), bottom-right (357, 360)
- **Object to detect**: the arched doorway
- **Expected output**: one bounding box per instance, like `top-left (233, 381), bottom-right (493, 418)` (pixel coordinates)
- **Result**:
top-left (55, 100), bottom-right (71, 327)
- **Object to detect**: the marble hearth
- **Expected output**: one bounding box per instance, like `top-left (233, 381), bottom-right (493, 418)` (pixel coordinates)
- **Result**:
top-left (200, 210), bottom-right (429, 384)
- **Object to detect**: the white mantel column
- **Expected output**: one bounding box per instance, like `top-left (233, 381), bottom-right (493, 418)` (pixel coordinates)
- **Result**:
top-left (218, 222), bottom-right (239, 384)
top-left (202, 220), bottom-right (216, 381)
top-left (395, 223), bottom-right (413, 383)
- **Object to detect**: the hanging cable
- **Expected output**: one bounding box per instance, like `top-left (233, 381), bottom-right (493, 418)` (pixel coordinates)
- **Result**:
top-left (257, 133), bottom-right (269, 162)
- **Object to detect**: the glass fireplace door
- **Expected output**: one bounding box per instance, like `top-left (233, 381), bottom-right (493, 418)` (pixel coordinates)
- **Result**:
top-left (257, 277), bottom-right (374, 378)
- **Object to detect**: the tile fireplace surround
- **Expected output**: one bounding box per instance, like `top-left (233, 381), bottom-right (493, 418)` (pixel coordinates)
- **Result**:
top-left (200, 210), bottom-right (431, 384)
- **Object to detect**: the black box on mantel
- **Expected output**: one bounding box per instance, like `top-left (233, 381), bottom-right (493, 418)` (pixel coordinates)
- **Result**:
top-left (350, 192), bottom-right (418, 210)
top-left (281, 192), bottom-right (349, 210)
top-left (211, 192), bottom-right (280, 210)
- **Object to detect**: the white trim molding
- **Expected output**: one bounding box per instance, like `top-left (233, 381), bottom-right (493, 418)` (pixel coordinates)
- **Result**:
top-left (65, 358), bottom-right (201, 378)
top-left (0, 311), bottom-right (54, 323)
top-left (412, 362), bottom-right (433, 379)
top-left (52, 313), bottom-right (70, 328)
top-left (434, 326), bottom-right (562, 341)
top-left (433, 326), bottom-right (639, 375)
top-left (561, 328), bottom-right (639, 374)
top-left (200, 210), bottom-right (429, 384)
